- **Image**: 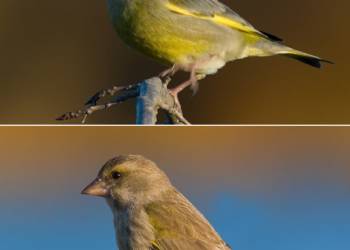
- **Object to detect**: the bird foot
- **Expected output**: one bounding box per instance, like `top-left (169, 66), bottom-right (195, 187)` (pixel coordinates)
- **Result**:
top-left (169, 90), bottom-right (183, 113)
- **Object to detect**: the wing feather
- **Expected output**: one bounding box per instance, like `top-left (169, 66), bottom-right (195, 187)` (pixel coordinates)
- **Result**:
top-left (166, 0), bottom-right (268, 39)
top-left (145, 189), bottom-right (231, 249)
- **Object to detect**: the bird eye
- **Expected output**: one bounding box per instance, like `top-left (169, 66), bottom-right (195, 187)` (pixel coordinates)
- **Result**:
top-left (111, 171), bottom-right (121, 180)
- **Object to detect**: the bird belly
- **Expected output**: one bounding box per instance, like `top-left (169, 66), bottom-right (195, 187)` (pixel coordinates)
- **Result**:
top-left (114, 8), bottom-right (210, 63)
top-left (190, 55), bottom-right (227, 75)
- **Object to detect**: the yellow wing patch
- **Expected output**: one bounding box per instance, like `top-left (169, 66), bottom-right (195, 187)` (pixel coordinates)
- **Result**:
top-left (151, 241), bottom-right (161, 250)
top-left (165, 2), bottom-right (260, 35)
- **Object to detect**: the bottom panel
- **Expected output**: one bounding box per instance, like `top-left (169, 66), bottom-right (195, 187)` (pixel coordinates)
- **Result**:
top-left (0, 127), bottom-right (349, 250)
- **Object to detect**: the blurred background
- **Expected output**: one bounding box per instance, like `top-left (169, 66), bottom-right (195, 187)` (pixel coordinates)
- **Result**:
top-left (0, 126), bottom-right (349, 249)
top-left (0, 0), bottom-right (345, 124)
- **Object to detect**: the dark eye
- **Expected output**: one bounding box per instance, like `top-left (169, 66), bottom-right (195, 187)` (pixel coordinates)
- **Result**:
top-left (111, 171), bottom-right (121, 180)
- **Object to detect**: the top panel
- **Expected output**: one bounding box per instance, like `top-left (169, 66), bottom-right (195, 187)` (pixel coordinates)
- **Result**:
top-left (0, 0), bottom-right (342, 124)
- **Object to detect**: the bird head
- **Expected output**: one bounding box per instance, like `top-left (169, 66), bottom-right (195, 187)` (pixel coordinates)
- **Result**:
top-left (81, 155), bottom-right (172, 208)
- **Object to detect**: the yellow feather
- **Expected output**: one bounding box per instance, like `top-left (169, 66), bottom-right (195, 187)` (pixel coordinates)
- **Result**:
top-left (211, 15), bottom-right (256, 33)
top-left (151, 241), bottom-right (161, 250)
top-left (165, 2), bottom-right (258, 35)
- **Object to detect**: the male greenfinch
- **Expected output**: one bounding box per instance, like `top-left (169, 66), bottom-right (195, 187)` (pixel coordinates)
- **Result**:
top-left (106, 0), bottom-right (331, 94)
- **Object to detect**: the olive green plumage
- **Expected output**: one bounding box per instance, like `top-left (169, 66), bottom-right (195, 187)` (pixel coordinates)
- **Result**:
top-left (82, 155), bottom-right (231, 250)
top-left (107, 0), bottom-right (330, 78)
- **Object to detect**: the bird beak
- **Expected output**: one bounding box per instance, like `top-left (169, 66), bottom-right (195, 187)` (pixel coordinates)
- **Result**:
top-left (81, 178), bottom-right (109, 197)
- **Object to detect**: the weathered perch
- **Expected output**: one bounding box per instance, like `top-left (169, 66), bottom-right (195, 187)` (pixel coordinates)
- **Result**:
top-left (57, 77), bottom-right (190, 125)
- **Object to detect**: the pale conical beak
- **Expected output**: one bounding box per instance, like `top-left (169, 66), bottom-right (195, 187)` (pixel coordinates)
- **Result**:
top-left (81, 178), bottom-right (109, 197)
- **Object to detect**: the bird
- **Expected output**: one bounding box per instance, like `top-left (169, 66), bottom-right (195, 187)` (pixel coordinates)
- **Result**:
top-left (81, 155), bottom-right (231, 250)
top-left (106, 0), bottom-right (331, 97)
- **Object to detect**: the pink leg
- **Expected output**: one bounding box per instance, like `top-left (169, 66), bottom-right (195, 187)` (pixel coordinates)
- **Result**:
top-left (170, 67), bottom-right (198, 96)
top-left (169, 68), bottom-right (203, 110)
top-left (159, 64), bottom-right (180, 78)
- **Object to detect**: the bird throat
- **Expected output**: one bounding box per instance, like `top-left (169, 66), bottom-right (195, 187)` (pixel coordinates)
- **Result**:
top-left (107, 199), bottom-right (155, 250)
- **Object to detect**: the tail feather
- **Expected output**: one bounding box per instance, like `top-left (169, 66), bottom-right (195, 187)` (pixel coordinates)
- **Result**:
top-left (246, 39), bottom-right (333, 68)
top-left (283, 53), bottom-right (333, 68)
top-left (276, 46), bottom-right (334, 68)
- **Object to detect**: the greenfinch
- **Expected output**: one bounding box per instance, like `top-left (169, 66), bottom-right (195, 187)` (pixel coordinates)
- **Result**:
top-left (82, 155), bottom-right (231, 250)
top-left (106, 0), bottom-right (331, 93)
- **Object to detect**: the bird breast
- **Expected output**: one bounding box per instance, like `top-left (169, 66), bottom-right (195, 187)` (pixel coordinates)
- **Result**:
top-left (113, 205), bottom-right (155, 250)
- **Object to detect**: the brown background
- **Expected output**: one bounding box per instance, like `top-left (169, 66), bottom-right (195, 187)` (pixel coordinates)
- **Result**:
top-left (0, 0), bottom-right (345, 124)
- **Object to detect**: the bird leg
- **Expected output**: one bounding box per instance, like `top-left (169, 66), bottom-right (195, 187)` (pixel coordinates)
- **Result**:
top-left (170, 68), bottom-right (195, 95)
top-left (159, 64), bottom-right (180, 80)
top-left (168, 68), bottom-right (205, 111)
top-left (170, 64), bottom-right (207, 92)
